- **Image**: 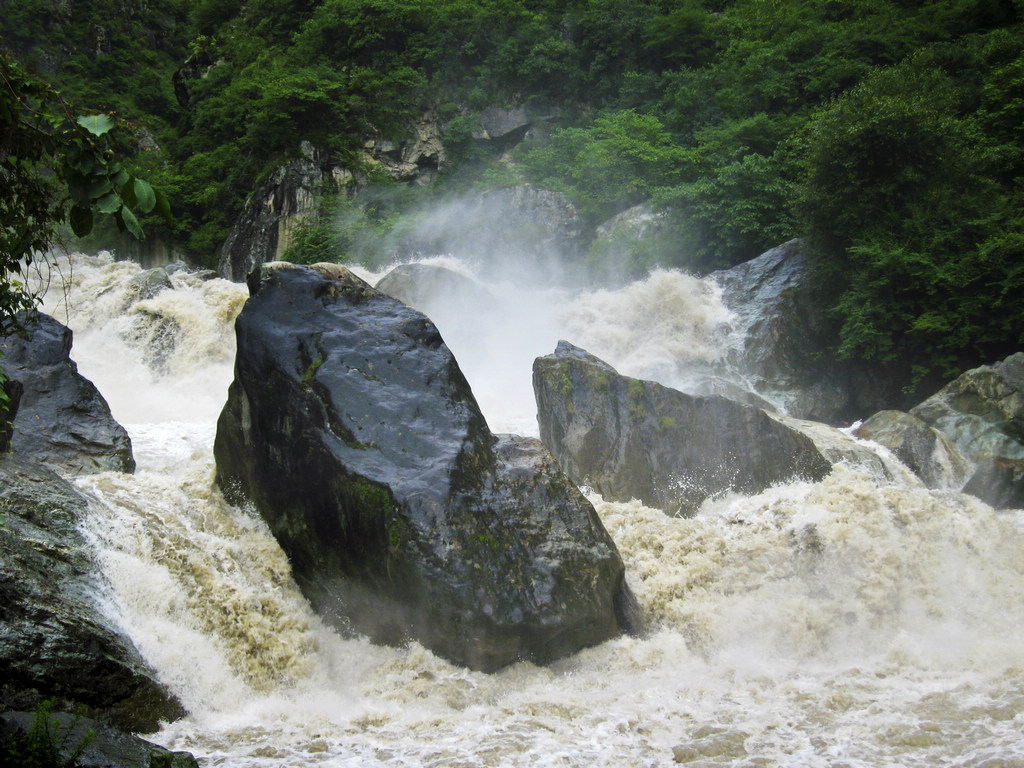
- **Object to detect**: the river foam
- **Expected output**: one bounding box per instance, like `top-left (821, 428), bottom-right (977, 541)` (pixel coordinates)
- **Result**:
top-left (45, 251), bottom-right (1024, 767)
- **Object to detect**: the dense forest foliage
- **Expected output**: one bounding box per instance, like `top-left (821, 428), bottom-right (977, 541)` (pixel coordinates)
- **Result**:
top-left (1, 0), bottom-right (1022, 396)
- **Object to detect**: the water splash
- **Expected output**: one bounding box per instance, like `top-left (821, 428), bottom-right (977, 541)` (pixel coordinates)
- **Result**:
top-left (42, 251), bottom-right (1024, 767)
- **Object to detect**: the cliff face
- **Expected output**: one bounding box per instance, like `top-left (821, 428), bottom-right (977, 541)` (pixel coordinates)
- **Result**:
top-left (218, 141), bottom-right (354, 282)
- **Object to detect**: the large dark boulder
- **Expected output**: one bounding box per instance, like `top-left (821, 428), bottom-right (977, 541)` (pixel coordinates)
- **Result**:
top-left (0, 313), bottom-right (134, 475)
top-left (214, 262), bottom-right (632, 671)
top-left (533, 341), bottom-right (832, 516)
top-left (0, 453), bottom-right (184, 732)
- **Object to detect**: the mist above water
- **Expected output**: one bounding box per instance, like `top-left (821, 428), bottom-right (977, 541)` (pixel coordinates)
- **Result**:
top-left (41, 249), bottom-right (1024, 767)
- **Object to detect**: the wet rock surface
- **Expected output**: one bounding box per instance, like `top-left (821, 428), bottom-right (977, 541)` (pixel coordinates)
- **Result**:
top-left (711, 239), bottom-right (898, 424)
top-left (533, 341), bottom-right (832, 516)
top-left (0, 710), bottom-right (197, 768)
top-left (0, 312), bottom-right (134, 475)
top-left (215, 262), bottom-right (632, 671)
top-left (854, 409), bottom-right (973, 490)
top-left (0, 453), bottom-right (184, 732)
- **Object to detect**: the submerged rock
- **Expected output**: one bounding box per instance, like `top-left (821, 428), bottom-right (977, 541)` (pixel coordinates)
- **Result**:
top-left (375, 262), bottom-right (494, 316)
top-left (0, 312), bottom-right (134, 475)
top-left (0, 453), bottom-right (184, 732)
top-left (214, 262), bottom-right (632, 671)
top-left (533, 341), bottom-right (832, 516)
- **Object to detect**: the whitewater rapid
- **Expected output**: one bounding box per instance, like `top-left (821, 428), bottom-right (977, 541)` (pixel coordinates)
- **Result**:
top-left (44, 252), bottom-right (1024, 767)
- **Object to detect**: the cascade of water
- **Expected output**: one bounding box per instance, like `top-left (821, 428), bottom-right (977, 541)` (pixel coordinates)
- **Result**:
top-left (42, 252), bottom-right (1024, 767)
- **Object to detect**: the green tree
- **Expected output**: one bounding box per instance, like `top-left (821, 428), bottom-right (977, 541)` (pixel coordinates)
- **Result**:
top-left (519, 109), bottom-right (687, 228)
top-left (1, 53), bottom-right (166, 424)
top-left (797, 56), bottom-right (1024, 390)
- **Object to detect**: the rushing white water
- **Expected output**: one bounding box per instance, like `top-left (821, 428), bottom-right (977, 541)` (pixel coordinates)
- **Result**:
top-left (46, 252), bottom-right (1024, 767)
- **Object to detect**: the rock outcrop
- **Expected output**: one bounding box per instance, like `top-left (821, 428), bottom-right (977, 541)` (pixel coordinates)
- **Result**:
top-left (365, 108), bottom-right (446, 183)
top-left (0, 313), bottom-right (134, 475)
top-left (218, 141), bottom-right (353, 282)
top-left (472, 105), bottom-right (533, 149)
top-left (533, 341), bottom-right (832, 516)
top-left (214, 262), bottom-right (633, 671)
top-left (0, 453), bottom-right (184, 732)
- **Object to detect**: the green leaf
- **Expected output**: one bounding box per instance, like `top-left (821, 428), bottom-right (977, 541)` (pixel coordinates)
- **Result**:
top-left (86, 176), bottom-right (114, 200)
top-left (96, 193), bottom-right (122, 214)
top-left (133, 179), bottom-right (157, 214)
top-left (76, 113), bottom-right (115, 137)
top-left (69, 204), bottom-right (94, 237)
top-left (154, 189), bottom-right (173, 223)
top-left (119, 205), bottom-right (144, 240)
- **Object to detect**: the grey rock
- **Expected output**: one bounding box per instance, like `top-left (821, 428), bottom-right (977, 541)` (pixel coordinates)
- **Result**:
top-left (125, 266), bottom-right (173, 305)
top-left (218, 142), bottom-right (352, 282)
top-left (214, 262), bottom-right (633, 671)
top-left (1, 710), bottom-right (197, 768)
top-left (375, 263), bottom-right (494, 316)
top-left (854, 410), bottom-right (973, 490)
top-left (0, 313), bottom-right (134, 475)
top-left (366, 110), bottom-right (446, 183)
top-left (533, 341), bottom-right (833, 516)
top-left (0, 453), bottom-right (184, 732)
top-left (474, 105), bottom-right (531, 141)
top-left (962, 457), bottom-right (1024, 510)
top-left (910, 352), bottom-right (1024, 508)
top-left (712, 239), bottom-right (898, 424)
top-left (910, 352), bottom-right (1024, 460)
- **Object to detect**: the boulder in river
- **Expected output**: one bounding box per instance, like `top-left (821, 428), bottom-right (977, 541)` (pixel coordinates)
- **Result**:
top-left (214, 262), bottom-right (633, 671)
top-left (0, 453), bottom-right (184, 732)
top-left (533, 341), bottom-right (833, 516)
top-left (907, 352), bottom-right (1024, 509)
top-left (0, 312), bottom-right (134, 475)
top-left (853, 409), bottom-right (973, 490)
top-left (375, 262), bottom-right (494, 316)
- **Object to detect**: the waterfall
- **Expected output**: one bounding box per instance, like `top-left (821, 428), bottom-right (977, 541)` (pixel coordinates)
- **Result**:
top-left (47, 251), bottom-right (1024, 767)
